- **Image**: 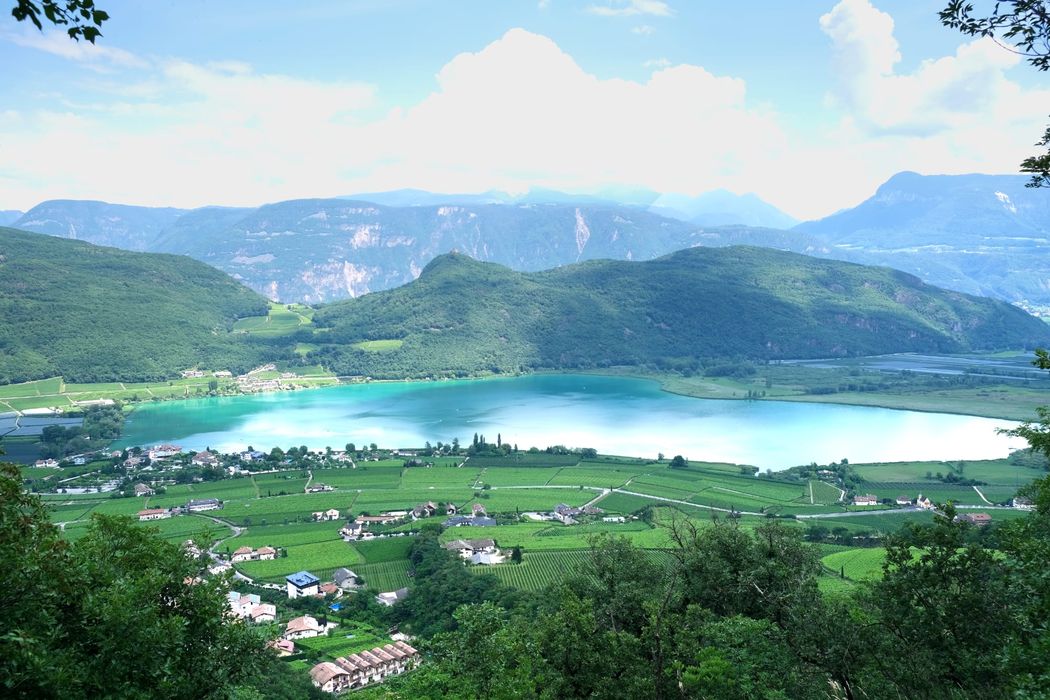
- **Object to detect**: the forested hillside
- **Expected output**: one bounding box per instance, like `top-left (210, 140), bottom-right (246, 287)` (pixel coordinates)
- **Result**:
top-left (0, 227), bottom-right (283, 383)
top-left (309, 247), bottom-right (1050, 379)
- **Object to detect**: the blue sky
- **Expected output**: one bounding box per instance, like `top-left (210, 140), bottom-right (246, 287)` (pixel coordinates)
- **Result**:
top-left (2, 0), bottom-right (1047, 219)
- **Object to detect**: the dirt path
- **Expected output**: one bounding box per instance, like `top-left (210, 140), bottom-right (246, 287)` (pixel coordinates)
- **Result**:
top-left (973, 485), bottom-right (993, 505)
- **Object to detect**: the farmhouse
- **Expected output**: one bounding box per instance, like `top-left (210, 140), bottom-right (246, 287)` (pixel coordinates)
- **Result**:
top-left (895, 496), bottom-right (913, 506)
top-left (339, 521), bottom-right (365, 540)
top-left (319, 582), bottom-right (343, 598)
top-left (213, 370), bottom-right (233, 377)
top-left (133, 483), bottom-right (155, 497)
top-left (283, 614), bottom-right (332, 640)
top-left (1013, 497), bottom-right (1034, 511)
top-left (267, 639), bottom-right (295, 656)
top-left (313, 508), bottom-right (342, 522)
top-left (231, 545), bottom-right (278, 562)
top-left (34, 459), bottom-right (59, 468)
top-left (231, 546), bottom-right (255, 563)
top-left (444, 538), bottom-right (498, 558)
top-left (306, 483), bottom-right (334, 493)
top-left (961, 513), bottom-right (992, 527)
top-left (309, 642), bottom-right (420, 692)
top-left (852, 494), bottom-right (879, 506)
top-left (227, 592), bottom-right (276, 623)
top-left (137, 508), bottom-right (170, 521)
top-left (411, 501), bottom-right (438, 519)
top-left (286, 570), bottom-right (321, 599)
top-left (375, 587), bottom-right (410, 606)
top-left (916, 495), bottom-right (935, 510)
top-left (602, 516), bottom-right (626, 523)
top-left (186, 498), bottom-right (222, 512)
top-left (256, 546), bottom-right (277, 560)
top-left (471, 503), bottom-right (487, 517)
top-left (333, 568), bottom-right (361, 589)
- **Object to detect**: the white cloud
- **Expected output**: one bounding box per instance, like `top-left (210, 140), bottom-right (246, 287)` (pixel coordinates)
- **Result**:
top-left (7, 29), bottom-right (146, 69)
top-left (631, 24), bottom-right (655, 35)
top-left (643, 57), bottom-right (670, 68)
top-left (586, 1), bottom-right (672, 18)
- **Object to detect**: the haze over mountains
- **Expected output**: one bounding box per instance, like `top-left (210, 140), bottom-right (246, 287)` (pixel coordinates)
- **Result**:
top-left (8, 173), bottom-right (1050, 306)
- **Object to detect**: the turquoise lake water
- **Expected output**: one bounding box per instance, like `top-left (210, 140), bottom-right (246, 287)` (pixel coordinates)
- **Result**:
top-left (114, 374), bottom-right (1024, 470)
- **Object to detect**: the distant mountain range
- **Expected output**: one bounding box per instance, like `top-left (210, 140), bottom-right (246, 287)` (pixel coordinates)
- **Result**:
top-left (309, 247), bottom-right (1050, 379)
top-left (8, 173), bottom-right (1050, 306)
top-left (795, 172), bottom-right (1050, 307)
top-left (0, 210), bottom-right (22, 226)
top-left (10, 195), bottom-right (815, 303)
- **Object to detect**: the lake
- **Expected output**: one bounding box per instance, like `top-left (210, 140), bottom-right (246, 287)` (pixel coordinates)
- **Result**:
top-left (112, 374), bottom-right (1026, 470)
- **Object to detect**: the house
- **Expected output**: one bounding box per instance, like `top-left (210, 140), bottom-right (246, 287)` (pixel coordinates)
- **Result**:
top-left (186, 498), bottom-right (222, 512)
top-left (250, 604), bottom-right (277, 623)
top-left (256, 546), bottom-right (277, 560)
top-left (286, 571), bottom-right (321, 599)
top-left (231, 546), bottom-right (254, 563)
top-left (961, 512), bottom-right (992, 527)
top-left (339, 521), bottom-right (365, 540)
top-left (191, 451), bottom-right (219, 467)
top-left (444, 539), bottom-right (497, 559)
top-left (375, 587), bottom-right (410, 606)
top-left (443, 515), bottom-right (497, 527)
top-left (411, 501), bottom-right (438, 519)
top-left (895, 496), bottom-right (912, 506)
top-left (34, 459), bottom-right (59, 468)
top-left (851, 494), bottom-right (879, 507)
top-left (123, 456), bottom-right (142, 469)
top-left (602, 516), bottom-right (626, 523)
top-left (137, 508), bottom-right (170, 522)
top-left (283, 614), bottom-right (331, 640)
top-left (133, 483), bottom-right (155, 497)
top-left (471, 551), bottom-right (504, 565)
top-left (1012, 497), bottom-right (1034, 511)
top-left (333, 568), bottom-right (361, 589)
top-left (240, 450), bottom-right (266, 462)
top-left (446, 503), bottom-right (458, 516)
top-left (227, 591), bottom-right (261, 618)
top-left (313, 508), bottom-right (342, 522)
top-left (471, 503), bottom-right (487, 517)
top-left (267, 639), bottom-right (296, 657)
top-left (306, 483), bottom-right (334, 493)
top-left (553, 503), bottom-right (583, 524)
top-left (213, 370), bottom-right (233, 377)
top-left (319, 582), bottom-right (343, 598)
top-left (310, 662), bottom-right (352, 694)
top-left (916, 494), bottom-right (935, 510)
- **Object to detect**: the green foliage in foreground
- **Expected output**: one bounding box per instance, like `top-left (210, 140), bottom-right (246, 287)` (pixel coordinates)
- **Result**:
top-left (0, 462), bottom-right (321, 699)
top-left (377, 479), bottom-right (1050, 700)
top-left (0, 227), bottom-right (286, 384)
top-left (311, 247), bottom-right (1050, 379)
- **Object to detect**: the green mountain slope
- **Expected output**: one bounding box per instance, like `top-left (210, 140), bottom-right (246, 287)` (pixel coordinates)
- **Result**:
top-left (0, 227), bottom-right (279, 384)
top-left (310, 247), bottom-right (1050, 378)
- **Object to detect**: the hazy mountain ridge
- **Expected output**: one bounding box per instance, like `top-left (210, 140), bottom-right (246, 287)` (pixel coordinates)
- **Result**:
top-left (308, 247), bottom-right (1050, 379)
top-left (795, 172), bottom-right (1050, 305)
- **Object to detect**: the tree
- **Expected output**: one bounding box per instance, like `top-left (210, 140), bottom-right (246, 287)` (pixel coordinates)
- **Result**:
top-left (10, 0), bottom-right (109, 42)
top-left (0, 461), bottom-right (317, 698)
top-left (940, 1), bottom-right (1050, 187)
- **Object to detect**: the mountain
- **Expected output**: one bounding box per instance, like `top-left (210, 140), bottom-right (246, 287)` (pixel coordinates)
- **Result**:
top-left (150, 198), bottom-right (819, 303)
top-left (795, 172), bottom-right (1050, 305)
top-left (309, 247), bottom-right (1050, 379)
top-left (13, 200), bottom-right (187, 251)
top-left (0, 227), bottom-right (277, 384)
top-left (341, 189), bottom-right (513, 207)
top-left (0, 210), bottom-right (22, 226)
top-left (650, 190), bottom-right (799, 228)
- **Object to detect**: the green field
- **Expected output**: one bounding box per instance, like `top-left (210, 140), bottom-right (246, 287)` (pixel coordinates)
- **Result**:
top-left (352, 339), bottom-right (405, 352)
top-left (233, 302), bottom-right (313, 337)
top-left (822, 548), bottom-right (888, 581)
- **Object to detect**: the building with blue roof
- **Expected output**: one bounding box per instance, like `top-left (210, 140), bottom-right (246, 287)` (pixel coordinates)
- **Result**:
top-left (286, 570), bottom-right (320, 599)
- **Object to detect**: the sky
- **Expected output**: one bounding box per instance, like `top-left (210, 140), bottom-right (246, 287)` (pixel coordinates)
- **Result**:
top-left (1, 0), bottom-right (1047, 220)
